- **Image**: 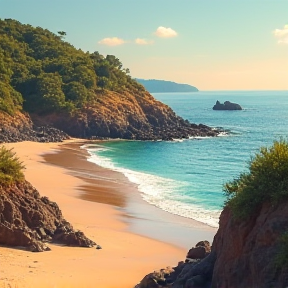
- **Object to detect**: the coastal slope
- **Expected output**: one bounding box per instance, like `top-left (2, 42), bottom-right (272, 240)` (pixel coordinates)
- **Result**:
top-left (0, 19), bottom-right (216, 141)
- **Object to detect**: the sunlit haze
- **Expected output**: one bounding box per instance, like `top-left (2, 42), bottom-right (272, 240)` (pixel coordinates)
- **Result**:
top-left (1, 0), bottom-right (287, 90)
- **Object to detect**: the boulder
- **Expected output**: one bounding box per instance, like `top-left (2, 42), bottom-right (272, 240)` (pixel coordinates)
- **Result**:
top-left (186, 241), bottom-right (211, 260)
top-left (0, 181), bottom-right (96, 251)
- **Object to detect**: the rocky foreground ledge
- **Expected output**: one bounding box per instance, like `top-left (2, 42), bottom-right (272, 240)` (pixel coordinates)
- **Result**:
top-left (135, 200), bottom-right (288, 288)
top-left (135, 240), bottom-right (214, 288)
top-left (0, 181), bottom-right (96, 252)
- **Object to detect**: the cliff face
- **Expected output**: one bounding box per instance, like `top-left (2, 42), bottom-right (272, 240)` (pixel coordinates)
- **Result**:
top-left (0, 111), bottom-right (69, 143)
top-left (211, 202), bottom-right (288, 288)
top-left (135, 200), bottom-right (288, 288)
top-left (1, 90), bottom-right (220, 142)
top-left (0, 181), bottom-right (95, 251)
top-left (31, 90), bottom-right (219, 141)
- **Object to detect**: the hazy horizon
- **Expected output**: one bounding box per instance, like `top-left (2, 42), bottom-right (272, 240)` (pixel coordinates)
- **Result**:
top-left (1, 0), bottom-right (287, 91)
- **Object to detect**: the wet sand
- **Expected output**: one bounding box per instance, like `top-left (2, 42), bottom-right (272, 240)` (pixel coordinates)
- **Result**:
top-left (0, 140), bottom-right (216, 288)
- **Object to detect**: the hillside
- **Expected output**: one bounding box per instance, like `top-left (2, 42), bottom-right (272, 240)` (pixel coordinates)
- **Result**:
top-left (0, 19), bottom-right (214, 141)
top-left (136, 79), bottom-right (198, 93)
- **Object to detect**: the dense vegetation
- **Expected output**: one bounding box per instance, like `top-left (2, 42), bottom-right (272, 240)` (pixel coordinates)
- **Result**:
top-left (224, 139), bottom-right (288, 219)
top-left (0, 146), bottom-right (24, 185)
top-left (0, 18), bottom-right (144, 116)
top-left (136, 79), bottom-right (198, 93)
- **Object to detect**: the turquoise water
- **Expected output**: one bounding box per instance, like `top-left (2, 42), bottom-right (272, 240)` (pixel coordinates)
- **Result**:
top-left (85, 91), bottom-right (288, 227)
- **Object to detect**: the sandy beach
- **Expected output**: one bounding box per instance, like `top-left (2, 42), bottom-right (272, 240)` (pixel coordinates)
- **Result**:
top-left (0, 140), bottom-right (216, 288)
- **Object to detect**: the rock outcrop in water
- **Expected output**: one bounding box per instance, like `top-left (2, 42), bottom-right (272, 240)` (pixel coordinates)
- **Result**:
top-left (0, 181), bottom-right (96, 252)
top-left (213, 100), bottom-right (242, 110)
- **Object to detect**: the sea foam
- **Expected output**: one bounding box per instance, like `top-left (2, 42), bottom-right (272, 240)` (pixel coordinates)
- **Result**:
top-left (84, 144), bottom-right (221, 228)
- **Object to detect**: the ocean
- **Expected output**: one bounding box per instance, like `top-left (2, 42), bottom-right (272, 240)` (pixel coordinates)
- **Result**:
top-left (84, 91), bottom-right (288, 228)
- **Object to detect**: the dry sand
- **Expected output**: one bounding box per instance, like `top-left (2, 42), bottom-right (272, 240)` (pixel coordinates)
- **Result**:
top-left (0, 140), bottom-right (216, 288)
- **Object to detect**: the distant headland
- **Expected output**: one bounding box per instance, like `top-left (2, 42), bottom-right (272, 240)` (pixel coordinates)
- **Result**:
top-left (136, 79), bottom-right (199, 93)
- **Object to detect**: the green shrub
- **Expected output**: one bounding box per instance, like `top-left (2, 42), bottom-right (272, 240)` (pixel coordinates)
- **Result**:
top-left (275, 231), bottom-right (288, 268)
top-left (224, 139), bottom-right (288, 219)
top-left (0, 146), bottom-right (25, 185)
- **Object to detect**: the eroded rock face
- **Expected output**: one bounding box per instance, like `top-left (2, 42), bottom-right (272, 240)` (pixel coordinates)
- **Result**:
top-left (1, 90), bottom-right (221, 142)
top-left (0, 111), bottom-right (70, 143)
top-left (211, 202), bottom-right (288, 288)
top-left (135, 241), bottom-right (214, 288)
top-left (213, 100), bottom-right (242, 111)
top-left (0, 181), bottom-right (95, 252)
top-left (135, 200), bottom-right (288, 288)
top-left (31, 91), bottom-right (221, 141)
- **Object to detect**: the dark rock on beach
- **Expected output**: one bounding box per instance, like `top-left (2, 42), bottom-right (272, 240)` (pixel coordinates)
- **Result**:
top-left (0, 111), bottom-right (69, 143)
top-left (135, 241), bottom-right (214, 288)
top-left (186, 241), bottom-right (211, 260)
top-left (135, 198), bottom-right (288, 288)
top-left (213, 100), bottom-right (242, 110)
top-left (0, 181), bottom-right (96, 252)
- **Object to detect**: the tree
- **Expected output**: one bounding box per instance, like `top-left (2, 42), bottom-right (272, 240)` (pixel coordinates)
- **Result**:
top-left (22, 73), bottom-right (65, 113)
top-left (63, 81), bottom-right (88, 108)
top-left (57, 31), bottom-right (66, 39)
top-left (97, 77), bottom-right (110, 90)
top-left (106, 55), bottom-right (122, 69)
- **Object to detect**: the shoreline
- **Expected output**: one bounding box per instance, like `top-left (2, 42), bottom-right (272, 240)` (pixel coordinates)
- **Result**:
top-left (43, 141), bottom-right (217, 249)
top-left (1, 139), bottom-right (216, 288)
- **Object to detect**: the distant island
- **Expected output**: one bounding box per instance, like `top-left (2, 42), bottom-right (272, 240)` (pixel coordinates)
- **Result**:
top-left (136, 79), bottom-right (198, 93)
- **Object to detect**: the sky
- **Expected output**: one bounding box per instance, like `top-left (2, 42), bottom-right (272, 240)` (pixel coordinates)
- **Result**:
top-left (0, 0), bottom-right (287, 91)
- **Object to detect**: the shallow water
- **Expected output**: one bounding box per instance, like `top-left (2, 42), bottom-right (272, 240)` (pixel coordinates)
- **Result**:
top-left (85, 91), bottom-right (288, 227)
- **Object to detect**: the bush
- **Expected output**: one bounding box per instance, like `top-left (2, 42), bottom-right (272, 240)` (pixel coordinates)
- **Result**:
top-left (224, 139), bottom-right (288, 219)
top-left (0, 146), bottom-right (25, 185)
top-left (275, 231), bottom-right (288, 267)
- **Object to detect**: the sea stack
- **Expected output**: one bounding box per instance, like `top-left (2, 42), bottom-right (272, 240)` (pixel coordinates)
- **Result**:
top-left (213, 100), bottom-right (242, 110)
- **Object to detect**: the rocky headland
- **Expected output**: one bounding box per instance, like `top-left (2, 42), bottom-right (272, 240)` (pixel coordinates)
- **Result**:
top-left (0, 180), bottom-right (96, 252)
top-left (213, 100), bottom-right (242, 110)
top-left (0, 19), bottom-right (220, 143)
top-left (0, 94), bottom-right (220, 143)
top-left (29, 90), bottom-right (220, 141)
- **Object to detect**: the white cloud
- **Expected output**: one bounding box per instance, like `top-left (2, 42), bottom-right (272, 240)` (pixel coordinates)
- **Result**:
top-left (135, 38), bottom-right (154, 45)
top-left (98, 37), bottom-right (125, 46)
top-left (273, 24), bottom-right (288, 44)
top-left (154, 26), bottom-right (178, 38)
